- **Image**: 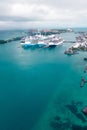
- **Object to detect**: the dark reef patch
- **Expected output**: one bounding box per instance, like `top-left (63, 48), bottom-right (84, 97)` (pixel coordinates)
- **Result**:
top-left (54, 116), bottom-right (61, 121)
top-left (50, 115), bottom-right (71, 130)
top-left (65, 101), bottom-right (86, 123)
top-left (72, 124), bottom-right (87, 130)
top-left (50, 120), bottom-right (71, 130)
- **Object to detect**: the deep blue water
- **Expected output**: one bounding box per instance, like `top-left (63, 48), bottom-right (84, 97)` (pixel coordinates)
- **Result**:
top-left (0, 29), bottom-right (87, 130)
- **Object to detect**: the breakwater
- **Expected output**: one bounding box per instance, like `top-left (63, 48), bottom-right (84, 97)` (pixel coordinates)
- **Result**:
top-left (0, 36), bottom-right (22, 44)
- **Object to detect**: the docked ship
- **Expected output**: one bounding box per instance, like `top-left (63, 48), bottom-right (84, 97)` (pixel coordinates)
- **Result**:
top-left (20, 35), bottom-right (64, 48)
top-left (48, 37), bottom-right (64, 47)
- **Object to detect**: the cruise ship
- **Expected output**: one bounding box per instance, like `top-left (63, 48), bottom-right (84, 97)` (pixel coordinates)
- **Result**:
top-left (20, 34), bottom-right (64, 48)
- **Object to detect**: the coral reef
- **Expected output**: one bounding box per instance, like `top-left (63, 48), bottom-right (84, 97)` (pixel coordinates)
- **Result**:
top-left (72, 124), bottom-right (87, 130)
top-left (65, 101), bottom-right (86, 123)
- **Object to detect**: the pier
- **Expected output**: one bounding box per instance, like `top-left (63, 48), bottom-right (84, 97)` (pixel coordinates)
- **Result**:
top-left (64, 41), bottom-right (76, 43)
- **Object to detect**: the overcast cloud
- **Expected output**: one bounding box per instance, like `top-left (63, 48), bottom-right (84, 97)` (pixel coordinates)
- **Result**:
top-left (0, 0), bottom-right (87, 29)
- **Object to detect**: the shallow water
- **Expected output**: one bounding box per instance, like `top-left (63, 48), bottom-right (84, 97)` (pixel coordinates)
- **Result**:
top-left (0, 29), bottom-right (87, 130)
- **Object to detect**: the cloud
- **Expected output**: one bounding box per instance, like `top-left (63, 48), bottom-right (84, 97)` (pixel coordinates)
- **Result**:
top-left (0, 0), bottom-right (87, 29)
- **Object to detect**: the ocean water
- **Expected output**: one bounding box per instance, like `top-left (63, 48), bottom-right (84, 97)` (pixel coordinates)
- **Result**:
top-left (0, 29), bottom-right (87, 130)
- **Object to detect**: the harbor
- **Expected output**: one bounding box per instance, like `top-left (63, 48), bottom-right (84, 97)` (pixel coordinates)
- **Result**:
top-left (1, 0), bottom-right (87, 129)
top-left (20, 29), bottom-right (72, 48)
top-left (64, 32), bottom-right (87, 55)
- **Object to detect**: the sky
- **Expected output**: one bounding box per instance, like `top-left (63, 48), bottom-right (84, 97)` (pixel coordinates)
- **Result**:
top-left (0, 0), bottom-right (87, 29)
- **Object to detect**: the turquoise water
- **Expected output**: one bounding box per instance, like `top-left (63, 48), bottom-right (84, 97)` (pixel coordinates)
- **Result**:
top-left (0, 29), bottom-right (87, 130)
